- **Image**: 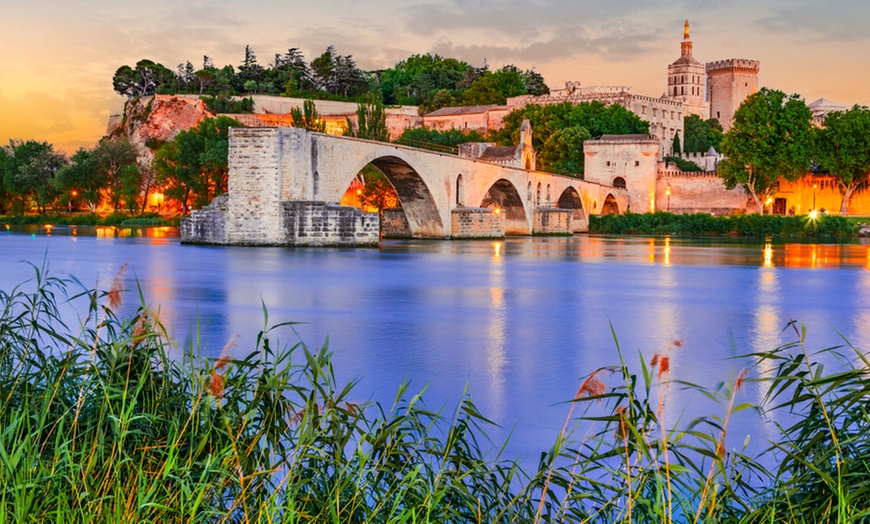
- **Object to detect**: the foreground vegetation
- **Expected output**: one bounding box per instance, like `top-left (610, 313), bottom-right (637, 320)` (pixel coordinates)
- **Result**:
top-left (2, 265), bottom-right (870, 522)
top-left (590, 211), bottom-right (856, 239)
top-left (0, 212), bottom-right (178, 228)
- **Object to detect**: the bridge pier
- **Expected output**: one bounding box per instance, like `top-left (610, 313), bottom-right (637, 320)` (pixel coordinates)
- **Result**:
top-left (182, 198), bottom-right (378, 247)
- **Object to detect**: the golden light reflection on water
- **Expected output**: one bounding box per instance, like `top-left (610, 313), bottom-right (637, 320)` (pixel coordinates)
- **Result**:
top-left (753, 267), bottom-right (783, 442)
top-left (486, 248), bottom-right (507, 421)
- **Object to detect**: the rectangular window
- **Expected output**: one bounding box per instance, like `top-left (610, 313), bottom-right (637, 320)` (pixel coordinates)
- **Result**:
top-left (635, 161), bottom-right (640, 166)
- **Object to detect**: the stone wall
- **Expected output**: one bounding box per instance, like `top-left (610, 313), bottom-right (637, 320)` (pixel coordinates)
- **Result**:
top-left (382, 208), bottom-right (411, 238)
top-left (226, 128), bottom-right (284, 244)
top-left (450, 208), bottom-right (505, 239)
top-left (534, 208), bottom-right (573, 235)
top-left (281, 201), bottom-right (379, 246)
top-left (181, 194), bottom-right (229, 244)
top-left (657, 169), bottom-right (749, 214)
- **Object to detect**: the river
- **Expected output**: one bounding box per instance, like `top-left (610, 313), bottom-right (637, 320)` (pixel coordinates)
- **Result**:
top-left (2, 224), bottom-right (870, 466)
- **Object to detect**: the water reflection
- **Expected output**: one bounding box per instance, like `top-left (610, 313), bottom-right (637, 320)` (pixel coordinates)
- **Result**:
top-left (486, 242), bottom-right (507, 420)
top-left (2, 229), bottom-right (870, 467)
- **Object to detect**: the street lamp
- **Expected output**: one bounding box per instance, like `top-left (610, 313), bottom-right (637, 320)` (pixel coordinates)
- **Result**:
top-left (665, 186), bottom-right (671, 212)
top-left (69, 190), bottom-right (78, 213)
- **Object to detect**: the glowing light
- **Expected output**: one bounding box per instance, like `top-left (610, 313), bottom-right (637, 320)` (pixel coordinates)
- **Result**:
top-left (43, 224), bottom-right (53, 234)
top-left (493, 207), bottom-right (502, 214)
top-left (763, 242), bottom-right (773, 267)
top-left (664, 236), bottom-right (671, 266)
top-left (808, 209), bottom-right (819, 220)
top-left (765, 196), bottom-right (773, 206)
top-left (492, 241), bottom-right (502, 258)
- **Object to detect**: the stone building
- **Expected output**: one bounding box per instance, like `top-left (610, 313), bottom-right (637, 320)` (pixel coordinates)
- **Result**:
top-left (666, 20), bottom-right (709, 119)
top-left (706, 58), bottom-right (760, 130)
top-left (458, 119), bottom-right (536, 170)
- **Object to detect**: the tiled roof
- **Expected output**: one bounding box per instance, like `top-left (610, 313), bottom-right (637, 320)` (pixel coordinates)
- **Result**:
top-left (425, 105), bottom-right (501, 117)
top-left (478, 146), bottom-right (517, 161)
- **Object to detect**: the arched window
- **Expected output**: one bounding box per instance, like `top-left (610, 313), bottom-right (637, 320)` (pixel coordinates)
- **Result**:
top-left (313, 171), bottom-right (319, 197)
top-left (527, 181), bottom-right (533, 202)
top-left (613, 177), bottom-right (626, 188)
top-left (456, 174), bottom-right (464, 206)
top-left (546, 184), bottom-right (551, 203)
top-left (536, 182), bottom-right (542, 206)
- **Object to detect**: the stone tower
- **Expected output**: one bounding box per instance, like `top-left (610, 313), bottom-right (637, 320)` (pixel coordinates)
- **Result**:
top-left (667, 20), bottom-right (708, 119)
top-left (706, 58), bottom-right (760, 130)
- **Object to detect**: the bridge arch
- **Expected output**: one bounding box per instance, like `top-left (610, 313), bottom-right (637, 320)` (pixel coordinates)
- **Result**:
top-left (557, 186), bottom-right (588, 232)
top-left (480, 178), bottom-right (530, 235)
top-left (340, 149), bottom-right (446, 238)
top-left (601, 193), bottom-right (620, 215)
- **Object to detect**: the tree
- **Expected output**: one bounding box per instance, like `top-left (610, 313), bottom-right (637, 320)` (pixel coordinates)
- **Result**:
top-left (396, 127), bottom-right (486, 148)
top-left (378, 54), bottom-right (470, 105)
top-left (92, 138), bottom-right (139, 211)
top-left (112, 59), bottom-right (176, 98)
top-left (684, 115), bottom-right (723, 154)
top-left (522, 68), bottom-right (549, 96)
top-left (1, 140), bottom-right (66, 213)
top-left (290, 100), bottom-right (326, 132)
top-left (345, 100), bottom-right (389, 142)
top-left (154, 116), bottom-right (240, 214)
top-left (237, 45), bottom-right (265, 88)
top-left (54, 148), bottom-right (105, 212)
top-left (355, 165), bottom-right (398, 212)
top-left (460, 66), bottom-right (527, 106)
top-left (494, 101), bottom-right (649, 174)
top-left (537, 126), bottom-right (591, 174)
top-left (672, 133), bottom-right (681, 156)
top-left (719, 88), bottom-right (814, 213)
top-left (816, 105), bottom-right (870, 214)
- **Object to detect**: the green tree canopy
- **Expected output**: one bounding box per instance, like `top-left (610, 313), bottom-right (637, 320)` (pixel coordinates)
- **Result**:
top-left (683, 115), bottom-right (723, 154)
top-left (460, 66), bottom-right (528, 106)
top-left (112, 59), bottom-right (176, 98)
top-left (538, 126), bottom-right (591, 174)
top-left (345, 100), bottom-right (389, 142)
top-left (154, 116), bottom-right (241, 214)
top-left (493, 101), bottom-right (649, 174)
top-left (817, 105), bottom-right (870, 214)
top-left (1, 140), bottom-right (67, 213)
top-left (719, 88), bottom-right (814, 213)
top-left (395, 127), bottom-right (486, 149)
top-left (378, 54), bottom-right (470, 105)
top-left (290, 100), bottom-right (326, 132)
top-left (92, 137), bottom-right (139, 211)
top-left (54, 148), bottom-right (105, 212)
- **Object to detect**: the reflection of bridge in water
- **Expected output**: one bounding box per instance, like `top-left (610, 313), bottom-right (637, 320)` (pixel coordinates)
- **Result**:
top-left (182, 127), bottom-right (627, 246)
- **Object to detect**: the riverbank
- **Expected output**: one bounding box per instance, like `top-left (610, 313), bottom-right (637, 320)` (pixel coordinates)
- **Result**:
top-left (1, 265), bottom-right (866, 522)
top-left (590, 211), bottom-right (857, 238)
top-left (0, 211), bottom-right (179, 228)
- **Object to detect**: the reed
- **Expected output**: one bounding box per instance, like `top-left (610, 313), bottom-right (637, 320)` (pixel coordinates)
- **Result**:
top-left (1, 264), bottom-right (868, 522)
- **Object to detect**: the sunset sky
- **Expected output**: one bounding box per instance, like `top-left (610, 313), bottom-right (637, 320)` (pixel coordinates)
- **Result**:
top-left (2, 0), bottom-right (869, 153)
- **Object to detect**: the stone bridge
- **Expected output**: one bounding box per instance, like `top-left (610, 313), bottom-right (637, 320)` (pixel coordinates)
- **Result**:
top-left (182, 127), bottom-right (628, 246)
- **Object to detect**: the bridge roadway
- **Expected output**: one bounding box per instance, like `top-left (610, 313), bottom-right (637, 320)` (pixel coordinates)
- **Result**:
top-left (185, 127), bottom-right (628, 246)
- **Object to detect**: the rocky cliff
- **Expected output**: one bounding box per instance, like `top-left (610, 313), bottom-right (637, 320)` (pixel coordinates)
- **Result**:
top-left (108, 95), bottom-right (214, 165)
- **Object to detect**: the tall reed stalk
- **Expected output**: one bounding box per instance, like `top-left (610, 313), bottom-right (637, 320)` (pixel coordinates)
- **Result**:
top-left (1, 264), bottom-right (869, 522)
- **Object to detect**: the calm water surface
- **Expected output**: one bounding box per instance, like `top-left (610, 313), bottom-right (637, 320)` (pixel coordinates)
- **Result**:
top-left (3, 225), bottom-right (870, 464)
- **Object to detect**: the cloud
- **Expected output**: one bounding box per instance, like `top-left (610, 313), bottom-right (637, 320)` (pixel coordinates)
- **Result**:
top-left (754, 0), bottom-right (870, 42)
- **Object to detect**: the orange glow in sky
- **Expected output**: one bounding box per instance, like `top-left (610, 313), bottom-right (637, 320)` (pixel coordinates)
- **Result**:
top-left (2, 1), bottom-right (869, 154)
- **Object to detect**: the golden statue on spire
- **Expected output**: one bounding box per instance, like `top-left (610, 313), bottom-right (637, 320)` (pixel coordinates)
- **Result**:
top-left (684, 19), bottom-right (690, 40)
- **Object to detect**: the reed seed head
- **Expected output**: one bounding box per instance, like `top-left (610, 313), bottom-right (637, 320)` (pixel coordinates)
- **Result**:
top-left (106, 261), bottom-right (129, 309)
top-left (576, 369), bottom-right (607, 399)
